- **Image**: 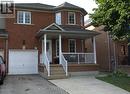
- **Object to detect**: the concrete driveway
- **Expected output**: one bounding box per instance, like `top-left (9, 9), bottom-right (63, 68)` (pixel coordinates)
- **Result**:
top-left (0, 75), bottom-right (69, 94)
top-left (50, 76), bottom-right (130, 94)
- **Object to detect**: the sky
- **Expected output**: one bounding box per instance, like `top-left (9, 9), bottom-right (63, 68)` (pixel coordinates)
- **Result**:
top-left (13, 0), bottom-right (98, 21)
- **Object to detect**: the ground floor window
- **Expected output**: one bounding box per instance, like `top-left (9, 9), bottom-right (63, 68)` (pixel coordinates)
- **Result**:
top-left (68, 39), bottom-right (76, 52)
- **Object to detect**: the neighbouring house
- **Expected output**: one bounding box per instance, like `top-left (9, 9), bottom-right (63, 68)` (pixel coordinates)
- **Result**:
top-left (0, 2), bottom-right (100, 79)
top-left (86, 25), bottom-right (129, 72)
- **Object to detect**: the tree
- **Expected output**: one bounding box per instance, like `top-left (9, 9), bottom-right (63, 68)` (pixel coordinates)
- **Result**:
top-left (90, 0), bottom-right (130, 65)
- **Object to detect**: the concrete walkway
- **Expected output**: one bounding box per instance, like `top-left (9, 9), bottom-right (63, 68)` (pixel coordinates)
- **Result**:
top-left (0, 75), bottom-right (69, 94)
top-left (49, 76), bottom-right (130, 94)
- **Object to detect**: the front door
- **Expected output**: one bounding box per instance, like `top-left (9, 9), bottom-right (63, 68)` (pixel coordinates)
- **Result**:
top-left (46, 40), bottom-right (52, 63)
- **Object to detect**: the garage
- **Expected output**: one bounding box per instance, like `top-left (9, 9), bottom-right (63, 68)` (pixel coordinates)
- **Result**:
top-left (9, 50), bottom-right (38, 74)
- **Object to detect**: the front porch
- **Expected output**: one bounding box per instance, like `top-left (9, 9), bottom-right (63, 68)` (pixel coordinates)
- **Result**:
top-left (37, 23), bottom-right (99, 79)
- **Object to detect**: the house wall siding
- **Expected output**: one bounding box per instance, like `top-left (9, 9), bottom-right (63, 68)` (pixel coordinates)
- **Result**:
top-left (61, 11), bottom-right (68, 25)
top-left (0, 39), bottom-right (5, 49)
top-left (115, 41), bottom-right (128, 65)
top-left (96, 30), bottom-right (110, 71)
top-left (89, 26), bottom-right (128, 71)
top-left (61, 11), bottom-right (83, 25)
top-left (52, 39), bottom-right (56, 64)
top-left (76, 39), bottom-right (82, 52)
top-left (0, 38), bottom-right (7, 65)
top-left (6, 10), bottom-right (55, 50)
top-left (68, 64), bottom-right (99, 72)
top-left (6, 10), bottom-right (84, 50)
top-left (5, 10), bottom-right (55, 66)
top-left (85, 26), bottom-right (110, 71)
top-left (51, 38), bottom-right (85, 64)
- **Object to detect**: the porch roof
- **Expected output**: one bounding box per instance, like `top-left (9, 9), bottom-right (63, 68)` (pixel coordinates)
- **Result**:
top-left (36, 23), bottom-right (100, 39)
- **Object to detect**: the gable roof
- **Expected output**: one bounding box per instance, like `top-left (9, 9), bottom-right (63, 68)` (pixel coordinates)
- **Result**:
top-left (55, 2), bottom-right (87, 15)
top-left (15, 3), bottom-right (55, 11)
top-left (59, 25), bottom-right (86, 32)
top-left (15, 2), bottom-right (87, 15)
top-left (36, 23), bottom-right (100, 38)
top-left (42, 23), bottom-right (65, 31)
top-left (55, 2), bottom-right (81, 9)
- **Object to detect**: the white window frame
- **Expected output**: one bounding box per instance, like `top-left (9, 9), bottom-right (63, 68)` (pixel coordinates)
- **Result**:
top-left (68, 39), bottom-right (76, 53)
top-left (17, 11), bottom-right (31, 24)
top-left (80, 14), bottom-right (84, 26)
top-left (68, 12), bottom-right (76, 25)
top-left (55, 12), bottom-right (61, 25)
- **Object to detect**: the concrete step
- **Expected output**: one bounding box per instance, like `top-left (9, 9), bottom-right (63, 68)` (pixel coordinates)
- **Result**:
top-left (40, 73), bottom-right (69, 80)
top-left (44, 70), bottom-right (66, 75)
top-left (41, 64), bottom-right (69, 79)
top-left (51, 69), bottom-right (65, 73)
top-left (50, 67), bottom-right (64, 71)
top-left (48, 75), bottom-right (69, 80)
top-left (50, 64), bottom-right (62, 67)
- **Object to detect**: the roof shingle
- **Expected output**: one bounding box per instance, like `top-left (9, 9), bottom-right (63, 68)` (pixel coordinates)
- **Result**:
top-left (15, 3), bottom-right (55, 11)
top-left (15, 2), bottom-right (87, 15)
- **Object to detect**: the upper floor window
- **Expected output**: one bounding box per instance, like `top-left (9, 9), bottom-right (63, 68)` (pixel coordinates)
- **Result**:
top-left (17, 11), bottom-right (31, 24)
top-left (69, 39), bottom-right (76, 52)
top-left (68, 12), bottom-right (76, 25)
top-left (55, 12), bottom-right (61, 25)
top-left (80, 14), bottom-right (84, 26)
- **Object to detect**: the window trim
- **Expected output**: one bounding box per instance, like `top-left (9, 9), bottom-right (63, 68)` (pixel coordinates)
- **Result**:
top-left (55, 12), bottom-right (61, 25)
top-left (80, 14), bottom-right (84, 26)
top-left (68, 12), bottom-right (76, 25)
top-left (68, 39), bottom-right (76, 53)
top-left (17, 11), bottom-right (31, 24)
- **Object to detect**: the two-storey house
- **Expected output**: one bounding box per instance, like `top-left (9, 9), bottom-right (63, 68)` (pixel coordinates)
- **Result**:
top-left (1, 2), bottom-right (99, 79)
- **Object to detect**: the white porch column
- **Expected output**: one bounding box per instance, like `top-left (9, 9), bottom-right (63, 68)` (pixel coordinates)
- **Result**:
top-left (59, 34), bottom-right (62, 64)
top-left (93, 37), bottom-right (97, 64)
top-left (42, 39), bottom-right (44, 63)
top-left (44, 34), bottom-right (47, 64)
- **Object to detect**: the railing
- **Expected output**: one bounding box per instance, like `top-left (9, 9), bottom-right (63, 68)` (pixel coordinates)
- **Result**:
top-left (43, 54), bottom-right (50, 76)
top-left (61, 53), bottom-right (68, 76)
top-left (63, 53), bottom-right (95, 64)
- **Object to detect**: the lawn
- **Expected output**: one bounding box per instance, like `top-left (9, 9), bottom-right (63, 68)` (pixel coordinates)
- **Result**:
top-left (96, 76), bottom-right (130, 92)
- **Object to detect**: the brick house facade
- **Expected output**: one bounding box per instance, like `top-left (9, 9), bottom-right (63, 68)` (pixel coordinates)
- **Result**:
top-left (0, 2), bottom-right (99, 78)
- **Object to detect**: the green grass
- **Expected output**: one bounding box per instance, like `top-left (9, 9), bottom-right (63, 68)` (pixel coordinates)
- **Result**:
top-left (96, 76), bottom-right (130, 92)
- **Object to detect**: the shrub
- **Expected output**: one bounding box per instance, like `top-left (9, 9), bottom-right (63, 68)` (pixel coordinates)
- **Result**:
top-left (107, 70), bottom-right (128, 77)
top-left (113, 70), bottom-right (128, 77)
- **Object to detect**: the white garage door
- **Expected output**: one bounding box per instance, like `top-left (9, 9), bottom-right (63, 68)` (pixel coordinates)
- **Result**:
top-left (9, 50), bottom-right (38, 74)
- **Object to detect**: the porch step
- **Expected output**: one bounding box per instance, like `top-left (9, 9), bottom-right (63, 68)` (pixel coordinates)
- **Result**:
top-left (40, 64), bottom-right (69, 80)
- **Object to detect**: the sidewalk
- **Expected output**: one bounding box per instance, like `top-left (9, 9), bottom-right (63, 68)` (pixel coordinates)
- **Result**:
top-left (49, 76), bottom-right (130, 94)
